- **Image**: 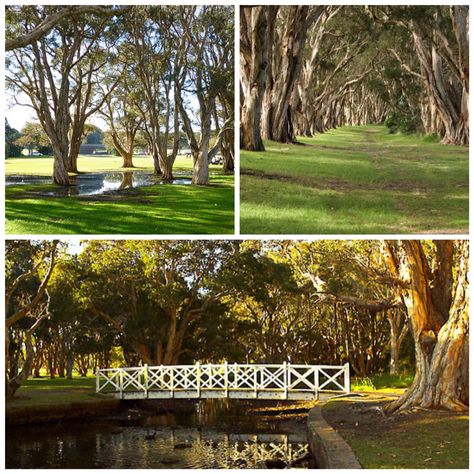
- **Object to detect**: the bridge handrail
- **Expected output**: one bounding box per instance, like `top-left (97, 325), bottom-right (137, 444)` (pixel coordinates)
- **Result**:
top-left (96, 362), bottom-right (350, 397)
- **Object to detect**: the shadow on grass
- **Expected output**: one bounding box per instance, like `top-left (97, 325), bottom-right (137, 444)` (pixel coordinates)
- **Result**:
top-left (6, 178), bottom-right (234, 234)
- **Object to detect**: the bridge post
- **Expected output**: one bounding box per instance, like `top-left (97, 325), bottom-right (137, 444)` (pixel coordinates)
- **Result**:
top-left (119, 369), bottom-right (123, 399)
top-left (314, 366), bottom-right (319, 400)
top-left (283, 362), bottom-right (288, 400)
top-left (344, 362), bottom-right (350, 393)
top-left (95, 368), bottom-right (99, 393)
top-left (170, 365), bottom-right (174, 398)
top-left (254, 365), bottom-right (258, 398)
top-left (196, 362), bottom-right (201, 397)
top-left (224, 361), bottom-right (228, 397)
top-left (144, 364), bottom-right (148, 398)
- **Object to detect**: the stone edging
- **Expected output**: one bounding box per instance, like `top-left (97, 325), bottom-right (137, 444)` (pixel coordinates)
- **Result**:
top-left (307, 403), bottom-right (362, 469)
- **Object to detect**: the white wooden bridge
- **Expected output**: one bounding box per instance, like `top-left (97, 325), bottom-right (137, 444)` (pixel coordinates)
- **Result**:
top-left (96, 362), bottom-right (350, 400)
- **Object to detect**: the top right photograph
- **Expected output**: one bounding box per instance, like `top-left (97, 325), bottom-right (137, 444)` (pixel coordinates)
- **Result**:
top-left (240, 5), bottom-right (469, 235)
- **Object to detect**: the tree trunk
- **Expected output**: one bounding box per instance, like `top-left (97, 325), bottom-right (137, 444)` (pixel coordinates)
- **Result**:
top-left (68, 140), bottom-right (80, 173)
top-left (122, 152), bottom-right (134, 168)
top-left (240, 7), bottom-right (268, 151)
top-left (52, 151), bottom-right (70, 185)
top-left (385, 240), bottom-right (469, 412)
top-left (192, 108), bottom-right (211, 185)
top-left (6, 335), bottom-right (34, 399)
top-left (151, 147), bottom-right (162, 175)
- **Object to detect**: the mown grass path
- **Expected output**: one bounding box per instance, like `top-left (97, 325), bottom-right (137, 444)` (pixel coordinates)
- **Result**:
top-left (5, 155), bottom-right (234, 234)
top-left (240, 125), bottom-right (468, 234)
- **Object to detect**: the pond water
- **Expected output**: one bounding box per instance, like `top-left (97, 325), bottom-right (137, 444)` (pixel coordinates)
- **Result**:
top-left (5, 171), bottom-right (192, 197)
top-left (6, 400), bottom-right (313, 469)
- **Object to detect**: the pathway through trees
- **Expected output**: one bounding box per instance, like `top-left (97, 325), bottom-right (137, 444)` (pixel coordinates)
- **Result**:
top-left (240, 125), bottom-right (468, 234)
top-left (240, 6), bottom-right (469, 149)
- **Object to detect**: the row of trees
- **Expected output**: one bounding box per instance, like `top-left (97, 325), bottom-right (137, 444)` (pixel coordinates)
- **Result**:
top-left (6, 5), bottom-right (234, 185)
top-left (6, 239), bottom-right (468, 413)
top-left (6, 119), bottom-right (191, 161)
top-left (240, 6), bottom-right (469, 150)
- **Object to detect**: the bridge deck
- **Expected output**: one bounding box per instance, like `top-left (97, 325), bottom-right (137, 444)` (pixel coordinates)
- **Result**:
top-left (96, 363), bottom-right (350, 400)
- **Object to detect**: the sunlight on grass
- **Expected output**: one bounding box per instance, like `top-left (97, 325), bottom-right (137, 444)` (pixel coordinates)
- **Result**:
top-left (6, 172), bottom-right (234, 234)
top-left (5, 154), bottom-right (195, 175)
top-left (240, 125), bottom-right (468, 234)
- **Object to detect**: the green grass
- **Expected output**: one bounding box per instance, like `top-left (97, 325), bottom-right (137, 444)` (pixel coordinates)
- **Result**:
top-left (352, 416), bottom-right (469, 469)
top-left (5, 154), bottom-right (234, 234)
top-left (325, 398), bottom-right (469, 468)
top-left (6, 154), bottom-right (193, 175)
top-left (240, 125), bottom-right (468, 234)
top-left (352, 373), bottom-right (414, 392)
top-left (6, 376), bottom-right (103, 408)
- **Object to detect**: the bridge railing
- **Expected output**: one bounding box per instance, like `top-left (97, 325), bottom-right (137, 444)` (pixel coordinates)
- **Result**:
top-left (96, 362), bottom-right (350, 399)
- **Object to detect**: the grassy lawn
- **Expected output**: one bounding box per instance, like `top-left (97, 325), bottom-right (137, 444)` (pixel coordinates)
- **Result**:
top-left (6, 154), bottom-right (193, 175)
top-left (5, 154), bottom-right (234, 234)
top-left (6, 376), bottom-right (104, 408)
top-left (240, 125), bottom-right (468, 234)
top-left (323, 390), bottom-right (469, 469)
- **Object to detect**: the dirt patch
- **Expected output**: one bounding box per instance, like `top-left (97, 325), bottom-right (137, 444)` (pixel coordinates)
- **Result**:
top-left (241, 169), bottom-right (428, 193)
top-left (323, 393), bottom-right (467, 442)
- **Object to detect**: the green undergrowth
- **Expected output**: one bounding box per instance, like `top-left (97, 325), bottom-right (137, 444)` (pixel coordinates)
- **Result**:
top-left (352, 372), bottom-right (414, 392)
top-left (240, 125), bottom-right (468, 234)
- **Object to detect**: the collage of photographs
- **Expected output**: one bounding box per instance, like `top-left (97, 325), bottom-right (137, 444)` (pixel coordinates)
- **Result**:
top-left (3, 2), bottom-right (469, 470)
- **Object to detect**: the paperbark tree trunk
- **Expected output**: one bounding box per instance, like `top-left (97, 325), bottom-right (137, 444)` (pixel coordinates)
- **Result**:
top-left (387, 308), bottom-right (409, 375)
top-left (6, 335), bottom-right (35, 399)
top-left (240, 7), bottom-right (269, 151)
top-left (384, 240), bottom-right (469, 412)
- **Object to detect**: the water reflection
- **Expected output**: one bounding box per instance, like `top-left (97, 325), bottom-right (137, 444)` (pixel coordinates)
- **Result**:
top-left (6, 401), bottom-right (313, 469)
top-left (5, 171), bottom-right (192, 196)
top-left (7, 425), bottom-right (309, 469)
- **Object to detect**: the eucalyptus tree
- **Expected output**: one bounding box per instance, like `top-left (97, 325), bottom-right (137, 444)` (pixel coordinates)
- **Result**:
top-left (383, 240), bottom-right (469, 412)
top-left (125, 6), bottom-right (185, 179)
top-left (176, 6), bottom-right (234, 184)
top-left (240, 6), bottom-right (469, 147)
top-left (14, 122), bottom-right (50, 155)
top-left (240, 6), bottom-right (271, 151)
top-left (5, 5), bottom-right (124, 184)
top-left (5, 241), bottom-right (59, 398)
top-left (375, 6), bottom-right (469, 145)
top-left (5, 5), bottom-right (128, 51)
top-left (99, 73), bottom-right (143, 168)
top-left (77, 240), bottom-right (238, 365)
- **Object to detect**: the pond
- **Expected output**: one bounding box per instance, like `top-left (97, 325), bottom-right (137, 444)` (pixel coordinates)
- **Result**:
top-left (6, 400), bottom-right (314, 469)
top-left (5, 171), bottom-right (192, 197)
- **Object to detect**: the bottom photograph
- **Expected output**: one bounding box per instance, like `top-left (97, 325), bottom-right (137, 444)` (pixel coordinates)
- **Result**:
top-left (5, 239), bottom-right (468, 469)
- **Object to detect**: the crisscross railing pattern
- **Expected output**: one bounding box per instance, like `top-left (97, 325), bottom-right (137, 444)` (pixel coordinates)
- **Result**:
top-left (96, 362), bottom-right (350, 400)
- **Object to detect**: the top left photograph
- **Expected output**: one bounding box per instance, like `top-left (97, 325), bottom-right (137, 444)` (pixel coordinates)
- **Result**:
top-left (5, 5), bottom-right (235, 235)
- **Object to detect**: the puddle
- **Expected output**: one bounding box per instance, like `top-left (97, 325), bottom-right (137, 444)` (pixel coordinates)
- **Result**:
top-left (6, 171), bottom-right (192, 196)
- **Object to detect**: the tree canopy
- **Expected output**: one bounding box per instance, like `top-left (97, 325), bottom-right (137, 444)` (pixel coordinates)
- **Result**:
top-left (5, 239), bottom-right (469, 413)
top-left (240, 6), bottom-right (469, 150)
top-left (6, 5), bottom-right (234, 185)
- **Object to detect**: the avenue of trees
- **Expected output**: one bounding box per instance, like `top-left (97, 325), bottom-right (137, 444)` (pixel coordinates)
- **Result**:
top-left (240, 6), bottom-right (469, 150)
top-left (6, 239), bottom-right (469, 414)
top-left (6, 5), bottom-right (234, 185)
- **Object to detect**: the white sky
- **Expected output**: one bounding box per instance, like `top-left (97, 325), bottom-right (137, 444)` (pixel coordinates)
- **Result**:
top-left (6, 89), bottom-right (201, 133)
top-left (6, 92), bottom-right (108, 131)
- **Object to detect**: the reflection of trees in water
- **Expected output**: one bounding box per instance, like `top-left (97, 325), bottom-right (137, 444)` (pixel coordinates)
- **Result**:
top-left (139, 427), bottom-right (309, 468)
top-left (66, 175), bottom-right (79, 196)
top-left (118, 171), bottom-right (133, 189)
